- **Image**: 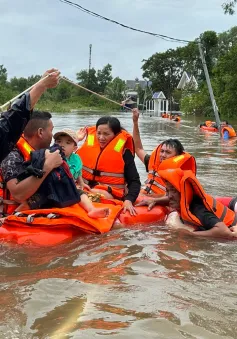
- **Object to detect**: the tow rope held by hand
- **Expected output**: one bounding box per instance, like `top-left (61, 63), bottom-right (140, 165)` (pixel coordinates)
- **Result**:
top-left (60, 76), bottom-right (132, 111)
top-left (0, 72), bottom-right (59, 112)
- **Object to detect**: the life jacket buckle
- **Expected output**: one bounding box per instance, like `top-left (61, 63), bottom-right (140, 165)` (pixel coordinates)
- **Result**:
top-left (47, 213), bottom-right (60, 219)
top-left (26, 214), bottom-right (36, 224)
top-left (144, 186), bottom-right (151, 194)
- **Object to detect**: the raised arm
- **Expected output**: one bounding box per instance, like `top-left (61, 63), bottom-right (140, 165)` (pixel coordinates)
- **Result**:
top-left (132, 108), bottom-right (146, 163)
top-left (29, 68), bottom-right (60, 109)
top-left (0, 69), bottom-right (60, 162)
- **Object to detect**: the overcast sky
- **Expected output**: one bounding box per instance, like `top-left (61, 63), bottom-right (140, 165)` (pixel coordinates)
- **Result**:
top-left (0, 0), bottom-right (236, 81)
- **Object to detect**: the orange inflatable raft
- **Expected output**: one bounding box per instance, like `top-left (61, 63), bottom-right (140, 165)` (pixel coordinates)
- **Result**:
top-left (0, 198), bottom-right (167, 247)
top-left (0, 196), bottom-right (234, 247)
top-left (200, 125), bottom-right (218, 133)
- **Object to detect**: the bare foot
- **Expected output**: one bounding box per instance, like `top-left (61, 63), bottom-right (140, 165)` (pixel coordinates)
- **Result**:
top-left (88, 207), bottom-right (110, 219)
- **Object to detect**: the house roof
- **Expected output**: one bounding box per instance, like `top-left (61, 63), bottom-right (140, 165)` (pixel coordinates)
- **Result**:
top-left (177, 71), bottom-right (198, 89)
top-left (126, 80), bottom-right (147, 90)
top-left (125, 90), bottom-right (138, 96)
top-left (152, 91), bottom-right (166, 99)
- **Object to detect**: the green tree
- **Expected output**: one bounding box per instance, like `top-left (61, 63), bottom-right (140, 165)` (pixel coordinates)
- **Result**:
top-left (213, 43), bottom-right (237, 117)
top-left (200, 31), bottom-right (218, 75)
top-left (142, 49), bottom-right (184, 99)
top-left (218, 26), bottom-right (237, 57)
top-left (10, 77), bottom-right (28, 92)
top-left (0, 65), bottom-right (7, 85)
top-left (76, 68), bottom-right (98, 93)
top-left (97, 64), bottom-right (112, 93)
top-left (105, 77), bottom-right (126, 102)
top-left (180, 83), bottom-right (212, 116)
top-left (54, 81), bottom-right (72, 101)
top-left (222, 1), bottom-right (237, 14)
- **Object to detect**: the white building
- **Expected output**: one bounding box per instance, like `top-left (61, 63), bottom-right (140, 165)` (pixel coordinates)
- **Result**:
top-left (177, 71), bottom-right (198, 90)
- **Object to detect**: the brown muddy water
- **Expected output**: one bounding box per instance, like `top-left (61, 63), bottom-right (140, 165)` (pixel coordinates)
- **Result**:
top-left (1, 112), bottom-right (237, 339)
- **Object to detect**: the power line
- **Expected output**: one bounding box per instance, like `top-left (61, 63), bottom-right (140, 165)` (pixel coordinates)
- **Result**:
top-left (58, 0), bottom-right (193, 44)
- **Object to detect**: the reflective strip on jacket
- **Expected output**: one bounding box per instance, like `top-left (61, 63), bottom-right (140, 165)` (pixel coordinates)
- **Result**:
top-left (0, 136), bottom-right (34, 215)
top-left (77, 126), bottom-right (135, 199)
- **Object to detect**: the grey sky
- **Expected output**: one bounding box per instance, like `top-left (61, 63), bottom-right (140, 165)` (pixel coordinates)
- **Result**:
top-left (0, 0), bottom-right (236, 81)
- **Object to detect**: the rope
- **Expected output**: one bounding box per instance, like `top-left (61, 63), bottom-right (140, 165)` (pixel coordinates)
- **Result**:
top-left (61, 76), bottom-right (132, 110)
top-left (61, 76), bottom-right (212, 143)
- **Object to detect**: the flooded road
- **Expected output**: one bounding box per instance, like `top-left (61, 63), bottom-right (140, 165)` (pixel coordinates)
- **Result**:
top-left (1, 112), bottom-right (237, 339)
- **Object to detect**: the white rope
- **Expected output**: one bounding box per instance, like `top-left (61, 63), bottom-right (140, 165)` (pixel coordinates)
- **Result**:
top-left (61, 76), bottom-right (132, 111)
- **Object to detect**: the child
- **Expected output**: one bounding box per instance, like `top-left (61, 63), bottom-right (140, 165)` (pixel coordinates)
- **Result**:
top-left (54, 129), bottom-right (88, 189)
top-left (53, 129), bottom-right (109, 218)
top-left (14, 129), bottom-right (109, 219)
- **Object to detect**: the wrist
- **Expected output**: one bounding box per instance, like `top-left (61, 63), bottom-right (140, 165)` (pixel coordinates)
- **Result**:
top-left (43, 161), bottom-right (53, 173)
top-left (35, 81), bottom-right (47, 92)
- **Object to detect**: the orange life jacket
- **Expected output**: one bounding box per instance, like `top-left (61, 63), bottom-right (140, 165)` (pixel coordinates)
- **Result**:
top-left (0, 136), bottom-right (34, 216)
top-left (158, 168), bottom-right (237, 228)
top-left (142, 145), bottom-right (196, 195)
top-left (221, 126), bottom-right (236, 138)
top-left (77, 126), bottom-right (135, 199)
top-left (205, 120), bottom-right (215, 127)
top-left (3, 202), bottom-right (123, 235)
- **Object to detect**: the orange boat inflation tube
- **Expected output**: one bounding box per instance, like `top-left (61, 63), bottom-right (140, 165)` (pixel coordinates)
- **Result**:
top-left (0, 198), bottom-right (167, 246)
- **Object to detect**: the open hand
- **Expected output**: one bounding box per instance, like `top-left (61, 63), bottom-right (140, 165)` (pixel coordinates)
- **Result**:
top-left (135, 198), bottom-right (157, 211)
top-left (41, 68), bottom-right (61, 88)
top-left (77, 127), bottom-right (87, 141)
top-left (122, 200), bottom-right (137, 216)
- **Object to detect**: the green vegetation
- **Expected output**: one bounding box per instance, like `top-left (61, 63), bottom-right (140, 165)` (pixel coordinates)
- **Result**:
top-left (1, 24), bottom-right (237, 117)
top-left (0, 64), bottom-right (125, 112)
top-left (222, 0), bottom-right (237, 14)
top-left (142, 26), bottom-right (237, 117)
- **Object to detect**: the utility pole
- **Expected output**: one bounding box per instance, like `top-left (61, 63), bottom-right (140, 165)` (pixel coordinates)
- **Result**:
top-left (88, 44), bottom-right (92, 86)
top-left (198, 41), bottom-right (221, 130)
top-left (89, 44), bottom-right (92, 72)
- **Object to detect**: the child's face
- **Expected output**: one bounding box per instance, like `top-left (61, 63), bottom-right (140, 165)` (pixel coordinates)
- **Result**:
top-left (55, 135), bottom-right (77, 158)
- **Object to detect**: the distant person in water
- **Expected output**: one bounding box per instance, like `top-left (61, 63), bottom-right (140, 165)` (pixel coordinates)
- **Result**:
top-left (220, 121), bottom-right (236, 139)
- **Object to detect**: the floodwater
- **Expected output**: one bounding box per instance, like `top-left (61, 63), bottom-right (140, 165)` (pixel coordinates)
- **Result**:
top-left (1, 112), bottom-right (237, 339)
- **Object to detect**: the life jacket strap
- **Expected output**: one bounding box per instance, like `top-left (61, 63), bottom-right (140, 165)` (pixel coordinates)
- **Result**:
top-left (231, 213), bottom-right (237, 227)
top-left (83, 166), bottom-right (124, 178)
top-left (84, 178), bottom-right (125, 189)
top-left (13, 211), bottom-right (61, 223)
